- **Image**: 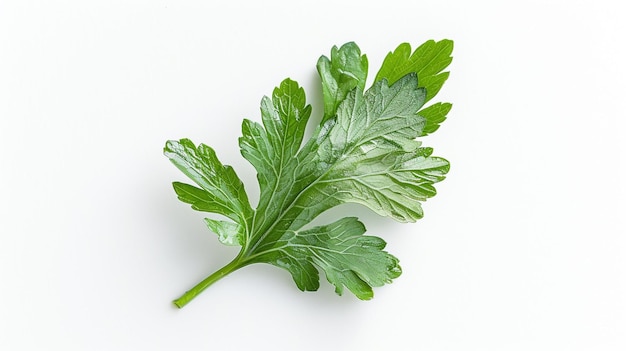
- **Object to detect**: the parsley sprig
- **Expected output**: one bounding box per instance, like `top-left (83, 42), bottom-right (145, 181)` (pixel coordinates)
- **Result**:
top-left (165, 40), bottom-right (453, 307)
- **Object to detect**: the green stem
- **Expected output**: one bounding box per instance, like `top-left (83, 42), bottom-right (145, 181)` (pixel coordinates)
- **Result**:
top-left (173, 254), bottom-right (245, 308)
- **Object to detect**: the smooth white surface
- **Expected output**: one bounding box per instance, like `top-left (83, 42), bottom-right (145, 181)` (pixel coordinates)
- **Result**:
top-left (1, 1), bottom-right (625, 350)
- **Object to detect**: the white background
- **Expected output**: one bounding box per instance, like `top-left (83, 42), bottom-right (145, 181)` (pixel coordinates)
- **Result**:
top-left (1, 1), bottom-right (625, 350)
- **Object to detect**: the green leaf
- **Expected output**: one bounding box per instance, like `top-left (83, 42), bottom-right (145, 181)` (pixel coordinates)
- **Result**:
top-left (288, 74), bottom-right (448, 224)
top-left (164, 139), bottom-right (253, 226)
top-left (317, 42), bottom-right (368, 121)
top-left (165, 40), bottom-right (453, 307)
top-left (239, 78), bottom-right (312, 238)
top-left (417, 102), bottom-right (453, 136)
top-left (257, 217), bottom-right (400, 300)
top-left (375, 40), bottom-right (453, 102)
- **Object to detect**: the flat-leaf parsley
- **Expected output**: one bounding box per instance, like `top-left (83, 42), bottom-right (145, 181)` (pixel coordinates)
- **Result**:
top-left (165, 40), bottom-right (453, 307)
